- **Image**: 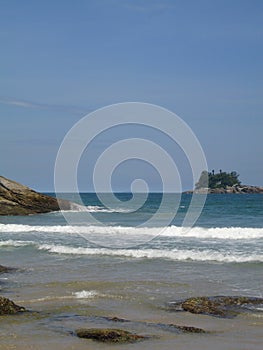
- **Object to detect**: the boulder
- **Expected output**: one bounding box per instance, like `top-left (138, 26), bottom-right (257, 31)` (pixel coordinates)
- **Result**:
top-left (75, 328), bottom-right (147, 343)
top-left (167, 296), bottom-right (263, 318)
top-left (0, 175), bottom-right (72, 215)
top-left (0, 296), bottom-right (26, 315)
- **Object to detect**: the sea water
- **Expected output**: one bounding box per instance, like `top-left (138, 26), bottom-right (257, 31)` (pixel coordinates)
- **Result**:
top-left (0, 193), bottom-right (262, 349)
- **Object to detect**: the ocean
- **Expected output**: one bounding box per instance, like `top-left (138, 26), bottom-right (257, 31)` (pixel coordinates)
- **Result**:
top-left (0, 193), bottom-right (262, 349)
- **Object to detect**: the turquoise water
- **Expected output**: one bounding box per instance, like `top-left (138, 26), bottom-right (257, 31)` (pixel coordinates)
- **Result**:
top-left (1, 193), bottom-right (262, 261)
top-left (0, 193), bottom-right (262, 349)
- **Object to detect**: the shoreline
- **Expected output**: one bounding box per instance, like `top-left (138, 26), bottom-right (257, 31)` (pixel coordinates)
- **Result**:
top-left (1, 256), bottom-right (262, 350)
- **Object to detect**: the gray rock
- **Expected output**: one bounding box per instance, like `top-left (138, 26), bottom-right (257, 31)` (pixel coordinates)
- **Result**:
top-left (187, 185), bottom-right (263, 194)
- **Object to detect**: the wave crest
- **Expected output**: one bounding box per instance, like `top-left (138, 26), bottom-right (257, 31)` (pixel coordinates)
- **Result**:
top-left (1, 223), bottom-right (263, 240)
top-left (38, 244), bottom-right (263, 263)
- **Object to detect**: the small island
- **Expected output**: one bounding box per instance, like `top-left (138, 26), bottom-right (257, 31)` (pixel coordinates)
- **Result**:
top-left (192, 170), bottom-right (263, 194)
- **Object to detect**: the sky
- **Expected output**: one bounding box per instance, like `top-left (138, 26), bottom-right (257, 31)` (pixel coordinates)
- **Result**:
top-left (0, 0), bottom-right (262, 192)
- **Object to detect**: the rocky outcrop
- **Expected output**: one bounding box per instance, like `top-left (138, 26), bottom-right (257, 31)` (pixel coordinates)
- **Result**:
top-left (0, 175), bottom-right (72, 215)
top-left (186, 185), bottom-right (263, 194)
top-left (0, 296), bottom-right (26, 315)
top-left (167, 296), bottom-right (263, 318)
top-left (75, 328), bottom-right (147, 343)
top-left (210, 185), bottom-right (263, 194)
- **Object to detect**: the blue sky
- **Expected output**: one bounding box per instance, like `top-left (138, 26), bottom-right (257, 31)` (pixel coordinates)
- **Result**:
top-left (0, 0), bottom-right (262, 191)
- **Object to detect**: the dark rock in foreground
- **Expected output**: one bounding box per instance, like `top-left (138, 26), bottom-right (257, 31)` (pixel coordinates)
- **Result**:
top-left (75, 328), bottom-right (147, 343)
top-left (0, 175), bottom-right (72, 215)
top-left (0, 296), bottom-right (26, 315)
top-left (167, 296), bottom-right (263, 318)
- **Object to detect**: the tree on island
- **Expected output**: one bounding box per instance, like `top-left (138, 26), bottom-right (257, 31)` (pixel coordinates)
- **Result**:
top-left (195, 170), bottom-right (241, 190)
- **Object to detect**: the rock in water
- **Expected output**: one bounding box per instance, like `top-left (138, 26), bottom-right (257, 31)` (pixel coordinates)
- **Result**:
top-left (75, 328), bottom-right (147, 343)
top-left (0, 175), bottom-right (72, 215)
top-left (98, 315), bottom-right (207, 334)
top-left (167, 296), bottom-right (263, 318)
top-left (0, 296), bottom-right (26, 315)
top-left (182, 296), bottom-right (228, 317)
top-left (169, 324), bottom-right (206, 333)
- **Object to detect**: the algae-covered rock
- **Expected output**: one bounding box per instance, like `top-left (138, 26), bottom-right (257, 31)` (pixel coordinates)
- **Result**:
top-left (151, 322), bottom-right (207, 334)
top-left (75, 328), bottom-right (147, 343)
top-left (170, 324), bottom-right (206, 333)
top-left (182, 297), bottom-right (227, 317)
top-left (0, 296), bottom-right (26, 315)
top-left (168, 296), bottom-right (263, 318)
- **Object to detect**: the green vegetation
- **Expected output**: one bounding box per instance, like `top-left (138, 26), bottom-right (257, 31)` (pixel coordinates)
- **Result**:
top-left (195, 170), bottom-right (241, 190)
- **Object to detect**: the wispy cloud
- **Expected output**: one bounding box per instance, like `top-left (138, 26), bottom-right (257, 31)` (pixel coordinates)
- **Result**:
top-left (0, 97), bottom-right (93, 115)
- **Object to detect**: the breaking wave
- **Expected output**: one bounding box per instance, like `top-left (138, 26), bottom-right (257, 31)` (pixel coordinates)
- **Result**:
top-left (63, 203), bottom-right (131, 213)
top-left (38, 244), bottom-right (263, 263)
top-left (1, 223), bottom-right (263, 240)
top-left (73, 290), bottom-right (101, 298)
top-left (1, 236), bottom-right (262, 263)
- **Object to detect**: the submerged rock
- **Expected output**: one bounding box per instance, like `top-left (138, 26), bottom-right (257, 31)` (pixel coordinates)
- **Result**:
top-left (0, 175), bottom-right (72, 215)
top-left (168, 324), bottom-right (206, 333)
top-left (100, 315), bottom-right (207, 334)
top-left (75, 328), bottom-right (147, 343)
top-left (103, 316), bottom-right (130, 322)
top-left (181, 297), bottom-right (228, 317)
top-left (168, 296), bottom-right (263, 318)
top-left (0, 296), bottom-right (26, 315)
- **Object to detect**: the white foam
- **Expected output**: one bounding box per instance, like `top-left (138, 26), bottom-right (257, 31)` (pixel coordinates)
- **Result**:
top-left (73, 290), bottom-right (100, 298)
top-left (63, 204), bottom-right (130, 213)
top-left (38, 244), bottom-right (263, 263)
top-left (21, 290), bottom-right (101, 304)
top-left (1, 223), bottom-right (263, 240)
top-left (0, 239), bottom-right (34, 247)
top-left (255, 307), bottom-right (263, 311)
top-left (162, 226), bottom-right (263, 240)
